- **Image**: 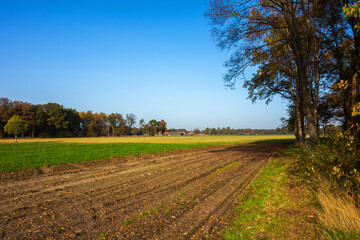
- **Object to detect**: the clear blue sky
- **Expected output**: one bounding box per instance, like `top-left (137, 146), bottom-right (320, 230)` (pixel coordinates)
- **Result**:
top-left (0, 0), bottom-right (288, 130)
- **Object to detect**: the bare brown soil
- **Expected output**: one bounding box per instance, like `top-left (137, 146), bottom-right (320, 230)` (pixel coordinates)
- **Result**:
top-left (0, 143), bottom-right (290, 239)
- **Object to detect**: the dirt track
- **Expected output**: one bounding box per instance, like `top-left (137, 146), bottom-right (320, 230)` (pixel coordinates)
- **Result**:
top-left (0, 143), bottom-right (289, 239)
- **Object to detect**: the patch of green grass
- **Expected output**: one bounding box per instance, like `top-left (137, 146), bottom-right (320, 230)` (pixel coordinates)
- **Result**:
top-left (0, 136), bottom-right (295, 172)
top-left (224, 145), bottom-right (319, 239)
top-left (0, 142), bottom-right (212, 172)
top-left (216, 161), bottom-right (239, 173)
top-left (95, 232), bottom-right (109, 240)
top-left (224, 158), bottom-right (288, 239)
top-left (123, 218), bottom-right (135, 225)
top-left (122, 204), bottom-right (162, 226)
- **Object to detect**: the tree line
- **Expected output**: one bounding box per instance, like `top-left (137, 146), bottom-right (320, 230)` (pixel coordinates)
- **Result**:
top-left (201, 127), bottom-right (289, 135)
top-left (0, 98), bottom-right (167, 138)
top-left (206, 0), bottom-right (359, 145)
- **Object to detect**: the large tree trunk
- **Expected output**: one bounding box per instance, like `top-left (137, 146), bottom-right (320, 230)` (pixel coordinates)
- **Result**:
top-left (300, 71), bottom-right (319, 146)
top-left (314, 53), bottom-right (320, 132)
top-left (295, 102), bottom-right (305, 143)
top-left (111, 126), bottom-right (115, 136)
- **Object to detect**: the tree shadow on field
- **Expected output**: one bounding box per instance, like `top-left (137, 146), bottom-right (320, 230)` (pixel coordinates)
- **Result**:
top-left (208, 139), bottom-right (295, 154)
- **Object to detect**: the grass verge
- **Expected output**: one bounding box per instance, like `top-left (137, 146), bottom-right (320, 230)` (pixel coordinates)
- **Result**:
top-left (223, 145), bottom-right (318, 239)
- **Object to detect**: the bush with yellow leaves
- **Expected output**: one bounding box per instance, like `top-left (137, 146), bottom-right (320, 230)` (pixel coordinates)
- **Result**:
top-left (297, 130), bottom-right (360, 198)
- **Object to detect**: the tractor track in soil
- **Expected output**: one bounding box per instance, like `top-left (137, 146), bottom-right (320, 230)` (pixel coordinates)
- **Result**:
top-left (0, 142), bottom-right (290, 239)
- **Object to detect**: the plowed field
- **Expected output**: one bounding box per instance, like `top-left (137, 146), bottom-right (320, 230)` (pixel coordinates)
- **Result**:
top-left (0, 142), bottom-right (289, 239)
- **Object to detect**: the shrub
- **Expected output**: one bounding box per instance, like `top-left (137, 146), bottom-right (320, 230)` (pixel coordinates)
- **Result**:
top-left (297, 130), bottom-right (360, 198)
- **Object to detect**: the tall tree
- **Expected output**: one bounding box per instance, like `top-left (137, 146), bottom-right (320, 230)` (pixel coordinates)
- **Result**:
top-left (108, 113), bottom-right (124, 136)
top-left (340, 1), bottom-right (359, 137)
top-left (0, 98), bottom-right (14, 138)
top-left (139, 118), bottom-right (146, 135)
top-left (158, 120), bottom-right (167, 134)
top-left (125, 113), bottom-right (137, 135)
top-left (30, 105), bottom-right (45, 137)
top-left (44, 103), bottom-right (68, 137)
top-left (147, 119), bottom-right (159, 136)
top-left (206, 0), bottom-right (326, 145)
top-left (79, 111), bottom-right (94, 137)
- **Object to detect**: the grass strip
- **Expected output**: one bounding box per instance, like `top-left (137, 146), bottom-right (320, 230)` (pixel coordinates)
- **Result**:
top-left (223, 146), bottom-right (318, 239)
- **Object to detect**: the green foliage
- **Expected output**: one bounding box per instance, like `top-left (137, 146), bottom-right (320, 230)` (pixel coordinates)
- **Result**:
top-left (145, 119), bottom-right (167, 136)
top-left (297, 130), bottom-right (360, 196)
top-left (4, 115), bottom-right (28, 136)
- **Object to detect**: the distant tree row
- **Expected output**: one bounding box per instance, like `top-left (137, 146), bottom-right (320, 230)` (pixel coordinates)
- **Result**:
top-left (0, 98), bottom-right (291, 139)
top-left (167, 127), bottom-right (290, 135)
top-left (0, 98), bottom-right (167, 138)
top-left (202, 127), bottom-right (289, 135)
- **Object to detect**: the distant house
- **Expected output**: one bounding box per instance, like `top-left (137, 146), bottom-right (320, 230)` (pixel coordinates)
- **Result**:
top-left (163, 132), bottom-right (170, 136)
top-left (188, 131), bottom-right (194, 135)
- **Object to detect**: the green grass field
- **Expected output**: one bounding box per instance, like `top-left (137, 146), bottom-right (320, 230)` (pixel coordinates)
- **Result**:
top-left (0, 135), bottom-right (294, 172)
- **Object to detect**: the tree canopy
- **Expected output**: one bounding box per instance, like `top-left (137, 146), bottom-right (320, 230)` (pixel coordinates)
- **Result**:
top-left (206, 0), bottom-right (360, 144)
top-left (4, 115), bottom-right (28, 142)
top-left (0, 98), bottom-right (145, 138)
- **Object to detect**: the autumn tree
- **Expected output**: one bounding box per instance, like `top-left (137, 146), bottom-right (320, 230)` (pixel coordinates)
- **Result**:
top-left (79, 111), bottom-right (94, 137)
top-left (0, 98), bottom-right (166, 139)
top-left (108, 113), bottom-right (124, 136)
top-left (43, 103), bottom-right (69, 137)
top-left (0, 98), bottom-right (15, 138)
top-left (28, 105), bottom-right (44, 137)
top-left (4, 115), bottom-right (28, 142)
top-left (138, 118), bottom-right (146, 135)
top-left (335, 1), bottom-right (360, 137)
top-left (194, 128), bottom-right (201, 134)
top-left (125, 113), bottom-right (137, 135)
top-left (206, 0), bottom-right (328, 145)
top-left (12, 101), bottom-right (34, 137)
top-left (145, 119), bottom-right (168, 136)
top-left (204, 127), bottom-right (210, 135)
top-left (65, 108), bottom-right (81, 137)
top-left (146, 119), bottom-right (158, 136)
top-left (157, 120), bottom-right (167, 135)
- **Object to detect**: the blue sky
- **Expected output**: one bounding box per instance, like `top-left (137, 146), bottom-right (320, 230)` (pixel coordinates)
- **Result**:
top-left (0, 0), bottom-right (288, 130)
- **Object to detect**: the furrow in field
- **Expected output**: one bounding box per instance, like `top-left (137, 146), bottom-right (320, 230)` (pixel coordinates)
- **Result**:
top-left (109, 149), bottom-right (271, 239)
top-left (0, 148), bottom-right (242, 208)
top-left (0, 143), bottom-right (287, 239)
